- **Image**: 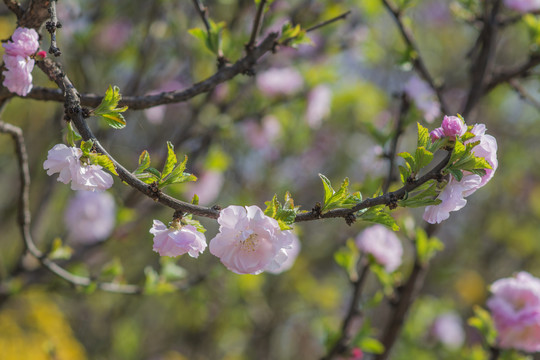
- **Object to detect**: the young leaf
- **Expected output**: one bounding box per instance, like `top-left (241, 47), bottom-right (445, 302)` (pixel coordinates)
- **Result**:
top-left (468, 306), bottom-right (497, 346)
top-left (162, 141), bottom-right (178, 178)
top-left (415, 227), bottom-right (444, 264)
top-left (64, 121), bottom-right (81, 147)
top-left (48, 237), bottom-right (73, 260)
top-left (80, 140), bottom-right (93, 156)
top-left (417, 123), bottom-right (431, 148)
top-left (134, 150), bottom-right (151, 174)
top-left (93, 85), bottom-right (128, 129)
top-left (92, 154), bottom-right (118, 176)
top-left (359, 206), bottom-right (399, 231)
top-left (414, 146), bottom-right (434, 170)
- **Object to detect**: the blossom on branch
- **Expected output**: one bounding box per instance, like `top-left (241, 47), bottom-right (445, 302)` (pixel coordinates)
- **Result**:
top-left (150, 220), bottom-right (207, 258)
top-left (355, 225), bottom-right (403, 272)
top-left (2, 27), bottom-right (40, 96)
top-left (423, 119), bottom-right (498, 224)
top-left (209, 205), bottom-right (294, 275)
top-left (487, 272), bottom-right (540, 352)
top-left (43, 144), bottom-right (114, 191)
top-left (65, 191), bottom-right (116, 244)
top-left (266, 234), bottom-right (301, 274)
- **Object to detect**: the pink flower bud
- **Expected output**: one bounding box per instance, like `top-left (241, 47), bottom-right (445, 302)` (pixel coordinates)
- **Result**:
top-left (430, 127), bottom-right (445, 142)
top-left (442, 115), bottom-right (467, 138)
top-left (36, 50), bottom-right (47, 60)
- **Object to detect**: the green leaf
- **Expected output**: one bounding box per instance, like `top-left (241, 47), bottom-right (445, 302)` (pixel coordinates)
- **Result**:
top-left (417, 123), bottom-right (431, 148)
top-left (160, 258), bottom-right (187, 282)
top-left (162, 141), bottom-right (177, 178)
top-left (414, 146), bottom-right (434, 170)
top-left (319, 173), bottom-right (335, 206)
top-left (333, 239), bottom-right (360, 280)
top-left (145, 167), bottom-right (161, 179)
top-left (134, 150), bottom-right (151, 174)
top-left (101, 257), bottom-right (124, 278)
top-left (447, 167), bottom-right (463, 181)
top-left (359, 206), bottom-right (399, 231)
top-left (191, 194), bottom-right (199, 205)
top-left (93, 85), bottom-right (128, 129)
top-left (415, 227), bottom-right (444, 264)
top-left (398, 152), bottom-right (416, 173)
top-left (80, 140), bottom-right (93, 156)
top-left (47, 237), bottom-right (73, 260)
top-left (468, 306), bottom-right (497, 346)
top-left (181, 214), bottom-right (207, 233)
top-left (64, 121), bottom-right (81, 147)
top-left (264, 193), bottom-right (300, 230)
top-left (159, 155), bottom-right (197, 188)
top-left (319, 174), bottom-right (361, 212)
top-left (399, 165), bottom-right (411, 184)
top-left (94, 154), bottom-right (118, 176)
top-left (356, 337), bottom-right (385, 354)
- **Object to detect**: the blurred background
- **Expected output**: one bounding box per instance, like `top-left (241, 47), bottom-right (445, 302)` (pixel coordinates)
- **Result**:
top-left (0, 0), bottom-right (539, 359)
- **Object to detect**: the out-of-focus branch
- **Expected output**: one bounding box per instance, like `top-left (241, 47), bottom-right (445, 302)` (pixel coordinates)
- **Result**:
top-left (381, 0), bottom-right (449, 115)
top-left (0, 120), bottom-right (141, 294)
top-left (246, 0), bottom-right (267, 51)
top-left (18, 0), bottom-right (51, 29)
top-left (489, 346), bottom-right (501, 360)
top-left (508, 79), bottom-right (540, 111)
top-left (461, 0), bottom-right (502, 118)
top-left (322, 260), bottom-right (370, 360)
top-left (383, 93), bottom-right (409, 193)
top-left (191, 0), bottom-right (211, 32)
top-left (3, 0), bottom-right (24, 18)
top-left (485, 54), bottom-right (540, 93)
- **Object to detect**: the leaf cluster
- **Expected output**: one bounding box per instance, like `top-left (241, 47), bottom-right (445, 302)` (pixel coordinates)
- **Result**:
top-left (264, 192), bottom-right (300, 230)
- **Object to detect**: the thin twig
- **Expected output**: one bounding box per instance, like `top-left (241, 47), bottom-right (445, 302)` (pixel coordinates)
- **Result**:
top-left (246, 0), bottom-right (267, 51)
top-left (381, 0), bottom-right (449, 115)
top-left (485, 54), bottom-right (540, 93)
top-left (489, 346), bottom-right (501, 360)
top-left (192, 0), bottom-right (211, 32)
top-left (461, 0), bottom-right (502, 118)
top-left (45, 0), bottom-right (61, 56)
top-left (322, 259), bottom-right (370, 360)
top-left (508, 79), bottom-right (540, 111)
top-left (383, 93), bottom-right (409, 193)
top-left (305, 10), bottom-right (351, 33)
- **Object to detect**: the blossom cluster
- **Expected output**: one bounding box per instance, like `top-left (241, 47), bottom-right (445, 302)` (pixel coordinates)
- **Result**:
top-left (2, 27), bottom-right (41, 96)
top-left (43, 144), bottom-right (114, 191)
top-left (356, 225), bottom-right (403, 272)
top-left (150, 205), bottom-right (300, 275)
top-left (423, 116), bottom-right (498, 224)
top-left (487, 272), bottom-right (540, 352)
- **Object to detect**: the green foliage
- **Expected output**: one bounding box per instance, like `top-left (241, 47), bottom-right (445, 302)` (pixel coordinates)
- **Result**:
top-left (444, 137), bottom-right (491, 181)
top-left (398, 123), bottom-right (442, 182)
top-left (63, 121), bottom-right (81, 147)
top-left (160, 258), bottom-right (187, 282)
top-left (358, 205), bottom-right (399, 231)
top-left (264, 192), bottom-right (300, 230)
top-left (280, 23), bottom-right (312, 48)
top-left (399, 180), bottom-right (442, 208)
top-left (101, 257), bottom-right (125, 283)
top-left (369, 261), bottom-right (399, 294)
top-left (333, 239), bottom-right (360, 280)
top-left (415, 227), bottom-right (444, 265)
top-left (143, 266), bottom-right (176, 295)
top-left (93, 85), bottom-right (128, 129)
top-left (189, 19), bottom-right (226, 56)
top-left (47, 237), bottom-right (73, 260)
top-left (132, 142), bottom-right (197, 189)
top-left (181, 213), bottom-right (206, 233)
top-left (356, 337), bottom-right (385, 355)
top-left (468, 306), bottom-right (497, 346)
top-left (319, 174), bottom-right (362, 212)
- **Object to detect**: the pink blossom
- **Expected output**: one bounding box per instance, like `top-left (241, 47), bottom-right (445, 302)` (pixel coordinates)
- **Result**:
top-left (504, 0), bottom-right (540, 13)
top-left (355, 225), bottom-right (403, 272)
top-left (349, 348), bottom-right (363, 360)
top-left (65, 191), bottom-right (116, 244)
top-left (266, 233), bottom-right (301, 274)
top-left (2, 54), bottom-right (34, 96)
top-left (487, 272), bottom-right (540, 352)
top-left (442, 115), bottom-right (467, 138)
top-left (430, 312), bottom-right (465, 349)
top-left (70, 164), bottom-right (114, 192)
top-left (3, 27), bottom-right (39, 57)
top-left (430, 127), bottom-right (445, 141)
top-left (95, 20), bottom-right (133, 52)
top-left (305, 85), bottom-right (332, 129)
top-left (463, 124), bottom-right (498, 193)
top-left (43, 144), bottom-right (83, 184)
top-left (209, 205), bottom-right (293, 275)
top-left (256, 68), bottom-right (304, 96)
top-left (43, 144), bottom-right (114, 191)
top-left (404, 76), bottom-right (441, 123)
top-left (423, 174), bottom-right (482, 224)
top-left (150, 220), bottom-right (207, 258)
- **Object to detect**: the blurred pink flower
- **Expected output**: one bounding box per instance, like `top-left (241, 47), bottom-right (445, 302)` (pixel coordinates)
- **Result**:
top-left (65, 191), bottom-right (116, 244)
top-left (242, 115), bottom-right (281, 150)
top-left (504, 0), bottom-right (540, 13)
top-left (150, 220), bottom-right (207, 258)
top-left (43, 144), bottom-right (114, 191)
top-left (183, 170), bottom-right (224, 205)
top-left (404, 76), bottom-right (440, 123)
top-left (256, 68), bottom-right (304, 96)
top-left (95, 20), bottom-right (133, 52)
top-left (430, 127), bottom-right (445, 141)
top-left (356, 225), bottom-right (403, 272)
top-left (144, 80), bottom-right (184, 124)
top-left (487, 272), bottom-right (540, 352)
top-left (349, 348), bottom-right (363, 360)
top-left (305, 85), bottom-right (332, 129)
top-left (431, 312), bottom-right (465, 349)
top-left (266, 233), bottom-right (301, 274)
top-left (2, 28), bottom-right (39, 96)
top-left (3, 27), bottom-right (39, 57)
top-left (209, 205), bottom-right (293, 275)
top-left (464, 124), bottom-right (498, 192)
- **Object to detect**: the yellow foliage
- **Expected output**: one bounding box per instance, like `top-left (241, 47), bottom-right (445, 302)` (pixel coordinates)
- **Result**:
top-left (0, 290), bottom-right (87, 360)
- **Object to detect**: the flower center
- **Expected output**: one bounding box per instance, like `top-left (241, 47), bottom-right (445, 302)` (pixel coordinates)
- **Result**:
top-left (238, 231), bottom-right (259, 252)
